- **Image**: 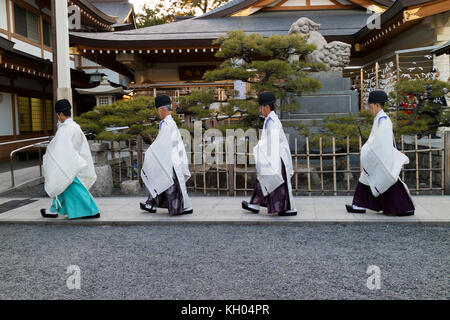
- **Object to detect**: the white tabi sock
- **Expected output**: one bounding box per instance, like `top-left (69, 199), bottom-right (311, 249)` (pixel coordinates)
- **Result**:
top-left (145, 203), bottom-right (155, 210)
top-left (45, 209), bottom-right (58, 216)
top-left (183, 207), bottom-right (193, 211)
top-left (248, 203), bottom-right (260, 210)
top-left (352, 205), bottom-right (366, 210)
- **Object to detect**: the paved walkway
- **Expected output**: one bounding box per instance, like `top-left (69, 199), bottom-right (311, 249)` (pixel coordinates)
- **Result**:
top-left (0, 196), bottom-right (449, 224)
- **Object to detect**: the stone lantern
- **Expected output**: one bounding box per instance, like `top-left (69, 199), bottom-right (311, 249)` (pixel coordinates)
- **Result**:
top-left (76, 76), bottom-right (132, 106)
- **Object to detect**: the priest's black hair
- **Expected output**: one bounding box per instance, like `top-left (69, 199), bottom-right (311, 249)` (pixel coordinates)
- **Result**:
top-left (368, 90), bottom-right (388, 105)
top-left (258, 91), bottom-right (277, 111)
top-left (59, 109), bottom-right (71, 117)
top-left (55, 99), bottom-right (72, 117)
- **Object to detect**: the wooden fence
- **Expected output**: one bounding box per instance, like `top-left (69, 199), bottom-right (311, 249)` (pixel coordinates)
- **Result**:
top-left (106, 131), bottom-right (450, 196)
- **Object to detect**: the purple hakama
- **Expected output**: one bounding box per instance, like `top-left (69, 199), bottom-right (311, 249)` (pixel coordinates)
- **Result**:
top-left (249, 160), bottom-right (292, 214)
top-left (352, 180), bottom-right (414, 214)
top-left (146, 168), bottom-right (185, 215)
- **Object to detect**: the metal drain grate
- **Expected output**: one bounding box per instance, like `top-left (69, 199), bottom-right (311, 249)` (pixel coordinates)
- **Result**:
top-left (0, 199), bottom-right (38, 214)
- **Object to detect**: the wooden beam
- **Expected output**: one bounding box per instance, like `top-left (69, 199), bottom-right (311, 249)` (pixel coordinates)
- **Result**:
top-left (264, 4), bottom-right (355, 11)
top-left (232, 0), bottom-right (279, 16)
top-left (403, 0), bottom-right (450, 22)
top-left (255, 0), bottom-right (278, 6)
top-left (355, 16), bottom-right (421, 53)
top-left (347, 0), bottom-right (386, 12)
top-left (0, 84), bottom-right (53, 99)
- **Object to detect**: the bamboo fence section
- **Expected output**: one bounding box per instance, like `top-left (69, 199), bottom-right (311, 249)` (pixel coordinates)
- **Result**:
top-left (104, 134), bottom-right (447, 196)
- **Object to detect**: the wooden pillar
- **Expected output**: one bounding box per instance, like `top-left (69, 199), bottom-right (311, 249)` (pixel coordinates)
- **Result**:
top-left (395, 54), bottom-right (400, 81)
top-left (42, 82), bottom-right (48, 134)
top-left (6, 0), bottom-right (11, 40)
top-left (360, 68), bottom-right (364, 110)
top-left (10, 80), bottom-right (17, 138)
top-left (375, 61), bottom-right (379, 89)
top-left (396, 54), bottom-right (400, 120)
top-left (39, 6), bottom-right (44, 59)
top-left (9, 76), bottom-right (17, 137)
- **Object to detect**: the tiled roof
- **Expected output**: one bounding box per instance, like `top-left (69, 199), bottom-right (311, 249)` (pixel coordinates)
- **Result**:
top-left (71, 9), bottom-right (368, 43)
top-left (91, 1), bottom-right (133, 26)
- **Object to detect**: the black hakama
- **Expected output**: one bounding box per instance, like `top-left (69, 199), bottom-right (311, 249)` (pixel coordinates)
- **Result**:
top-left (352, 180), bottom-right (415, 214)
top-left (249, 160), bottom-right (292, 214)
top-left (146, 168), bottom-right (185, 215)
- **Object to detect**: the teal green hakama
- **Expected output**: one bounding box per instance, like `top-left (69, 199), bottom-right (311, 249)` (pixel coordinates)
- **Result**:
top-left (49, 177), bottom-right (98, 219)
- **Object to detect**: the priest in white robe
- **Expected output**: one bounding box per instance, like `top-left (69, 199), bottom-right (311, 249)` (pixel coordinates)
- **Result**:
top-left (346, 90), bottom-right (415, 216)
top-left (40, 99), bottom-right (99, 219)
top-left (140, 95), bottom-right (193, 216)
top-left (242, 92), bottom-right (297, 216)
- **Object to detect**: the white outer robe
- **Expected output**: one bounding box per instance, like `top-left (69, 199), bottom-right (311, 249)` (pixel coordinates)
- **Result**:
top-left (141, 115), bottom-right (192, 209)
top-left (359, 110), bottom-right (410, 197)
top-left (253, 111), bottom-right (296, 209)
top-left (43, 118), bottom-right (97, 199)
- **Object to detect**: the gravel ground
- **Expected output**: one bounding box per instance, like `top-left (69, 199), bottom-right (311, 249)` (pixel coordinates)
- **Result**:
top-left (0, 224), bottom-right (448, 300)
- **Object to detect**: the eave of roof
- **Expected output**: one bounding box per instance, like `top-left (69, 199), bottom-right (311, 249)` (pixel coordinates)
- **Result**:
top-left (430, 40), bottom-right (450, 56)
top-left (0, 41), bottom-right (90, 82)
top-left (196, 0), bottom-right (260, 19)
top-left (354, 0), bottom-right (433, 41)
top-left (0, 38), bottom-right (52, 65)
top-left (73, 0), bottom-right (119, 24)
top-left (196, 0), bottom-right (396, 19)
top-left (91, 2), bottom-right (133, 24)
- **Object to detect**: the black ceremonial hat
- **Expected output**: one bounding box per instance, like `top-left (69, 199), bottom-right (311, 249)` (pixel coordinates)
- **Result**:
top-left (55, 99), bottom-right (71, 113)
top-left (258, 91), bottom-right (277, 106)
top-left (368, 90), bottom-right (388, 104)
top-left (155, 94), bottom-right (172, 108)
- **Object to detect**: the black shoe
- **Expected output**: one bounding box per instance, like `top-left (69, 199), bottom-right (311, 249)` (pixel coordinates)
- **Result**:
top-left (80, 213), bottom-right (100, 219)
top-left (279, 211), bottom-right (297, 216)
top-left (140, 202), bottom-right (156, 213)
top-left (384, 211), bottom-right (414, 217)
top-left (171, 209), bottom-right (193, 216)
top-left (242, 201), bottom-right (259, 214)
top-left (346, 204), bottom-right (366, 214)
top-left (40, 208), bottom-right (58, 218)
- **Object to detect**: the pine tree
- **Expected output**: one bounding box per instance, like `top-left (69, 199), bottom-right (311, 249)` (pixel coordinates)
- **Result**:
top-left (180, 30), bottom-right (326, 131)
top-left (390, 79), bottom-right (449, 138)
top-left (75, 96), bottom-right (161, 142)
